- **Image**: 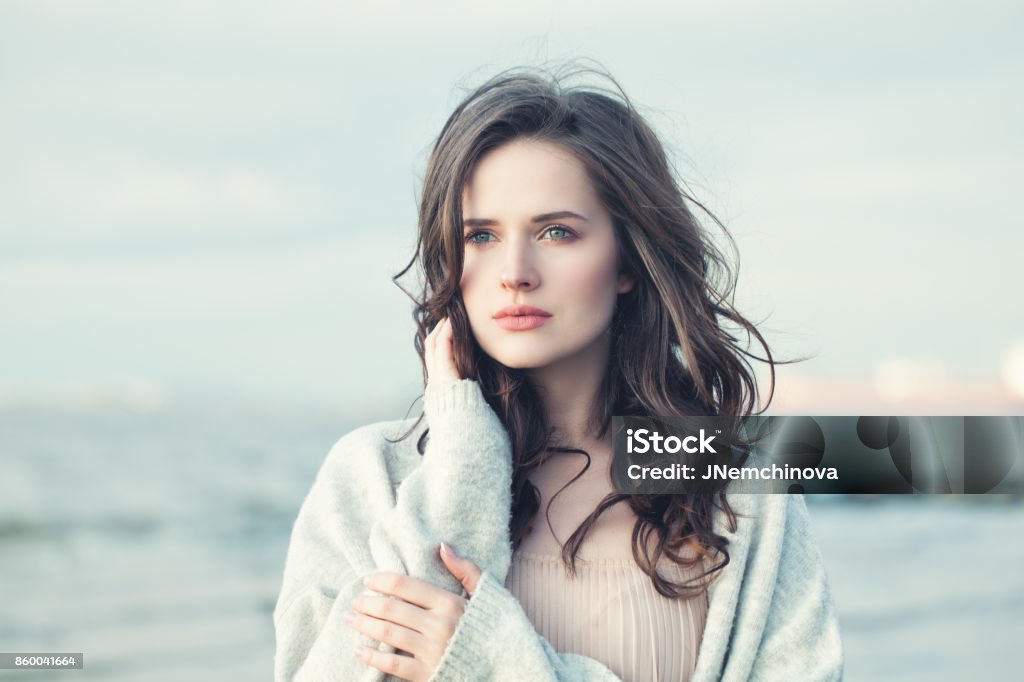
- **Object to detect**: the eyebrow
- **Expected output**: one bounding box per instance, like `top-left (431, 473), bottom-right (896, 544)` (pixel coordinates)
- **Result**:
top-left (462, 210), bottom-right (590, 229)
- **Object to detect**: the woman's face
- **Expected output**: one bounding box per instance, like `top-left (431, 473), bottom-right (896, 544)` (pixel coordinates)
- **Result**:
top-left (459, 138), bottom-right (634, 374)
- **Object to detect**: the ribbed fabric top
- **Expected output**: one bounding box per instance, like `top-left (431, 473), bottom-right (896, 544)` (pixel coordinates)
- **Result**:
top-left (505, 551), bottom-right (708, 682)
top-left (502, 443), bottom-right (711, 681)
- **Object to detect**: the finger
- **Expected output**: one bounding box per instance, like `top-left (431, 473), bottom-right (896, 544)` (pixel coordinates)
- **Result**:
top-left (430, 320), bottom-right (446, 363)
top-left (351, 595), bottom-right (441, 638)
top-left (346, 610), bottom-right (428, 658)
top-left (424, 318), bottom-right (447, 370)
top-left (438, 320), bottom-right (461, 375)
top-left (424, 321), bottom-right (438, 352)
top-left (437, 327), bottom-right (453, 367)
top-left (364, 572), bottom-right (458, 611)
top-left (427, 317), bottom-right (448, 339)
top-left (443, 318), bottom-right (456, 350)
top-left (425, 317), bottom-right (445, 348)
top-left (355, 645), bottom-right (429, 682)
top-left (439, 543), bottom-right (483, 595)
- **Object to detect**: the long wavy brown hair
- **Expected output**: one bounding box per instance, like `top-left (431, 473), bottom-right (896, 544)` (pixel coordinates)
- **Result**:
top-left (392, 64), bottom-right (779, 599)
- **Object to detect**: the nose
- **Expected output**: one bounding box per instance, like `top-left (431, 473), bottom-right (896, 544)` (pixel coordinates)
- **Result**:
top-left (500, 240), bottom-right (539, 291)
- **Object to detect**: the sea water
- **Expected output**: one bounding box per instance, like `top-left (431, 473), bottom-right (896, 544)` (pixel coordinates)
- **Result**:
top-left (1, 407), bottom-right (1021, 681)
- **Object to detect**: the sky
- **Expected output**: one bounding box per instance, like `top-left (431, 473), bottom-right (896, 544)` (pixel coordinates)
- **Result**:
top-left (2, 1), bottom-right (1022, 415)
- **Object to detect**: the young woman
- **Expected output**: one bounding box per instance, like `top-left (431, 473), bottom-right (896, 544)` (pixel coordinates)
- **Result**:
top-left (274, 67), bottom-right (843, 681)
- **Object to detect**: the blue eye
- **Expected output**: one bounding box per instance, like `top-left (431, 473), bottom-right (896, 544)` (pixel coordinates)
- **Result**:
top-left (544, 224), bottom-right (577, 240)
top-left (464, 231), bottom-right (493, 244)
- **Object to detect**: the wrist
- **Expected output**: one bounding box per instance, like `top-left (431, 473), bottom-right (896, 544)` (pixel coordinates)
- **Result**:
top-left (428, 571), bottom-right (508, 681)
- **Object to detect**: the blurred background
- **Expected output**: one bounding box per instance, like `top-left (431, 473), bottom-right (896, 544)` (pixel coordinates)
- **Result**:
top-left (2, 1), bottom-right (1022, 680)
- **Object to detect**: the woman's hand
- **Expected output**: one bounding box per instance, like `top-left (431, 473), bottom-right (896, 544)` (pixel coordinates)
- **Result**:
top-left (347, 543), bottom-right (483, 682)
top-left (424, 317), bottom-right (463, 402)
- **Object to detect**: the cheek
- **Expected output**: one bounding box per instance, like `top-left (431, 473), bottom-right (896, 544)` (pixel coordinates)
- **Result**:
top-left (459, 250), bottom-right (481, 290)
top-left (458, 263), bottom-right (483, 320)
top-left (570, 255), bottom-right (621, 308)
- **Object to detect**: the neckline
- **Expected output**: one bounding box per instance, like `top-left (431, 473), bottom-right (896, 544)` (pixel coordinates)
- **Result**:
top-left (512, 549), bottom-right (706, 572)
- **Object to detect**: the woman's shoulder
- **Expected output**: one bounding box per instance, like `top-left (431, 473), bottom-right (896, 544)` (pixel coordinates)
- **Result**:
top-left (716, 447), bottom-right (814, 540)
top-left (715, 491), bottom-right (811, 547)
top-left (328, 415), bottom-right (424, 455)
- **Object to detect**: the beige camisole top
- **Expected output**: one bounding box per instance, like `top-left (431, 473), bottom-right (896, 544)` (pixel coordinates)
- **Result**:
top-left (503, 450), bottom-right (710, 682)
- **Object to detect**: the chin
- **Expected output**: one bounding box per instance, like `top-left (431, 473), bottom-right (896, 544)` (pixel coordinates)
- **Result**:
top-left (494, 356), bottom-right (545, 370)
top-left (483, 349), bottom-right (554, 371)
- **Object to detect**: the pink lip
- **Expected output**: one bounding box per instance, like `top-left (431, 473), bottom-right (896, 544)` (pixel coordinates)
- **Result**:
top-left (494, 305), bottom-right (552, 319)
top-left (495, 315), bottom-right (551, 331)
top-left (493, 305), bottom-right (552, 332)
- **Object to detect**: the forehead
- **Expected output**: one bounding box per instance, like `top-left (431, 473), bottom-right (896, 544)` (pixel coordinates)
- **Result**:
top-left (461, 139), bottom-right (603, 218)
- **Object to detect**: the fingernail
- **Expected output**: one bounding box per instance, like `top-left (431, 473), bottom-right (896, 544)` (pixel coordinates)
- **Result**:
top-left (344, 611), bottom-right (356, 623)
top-left (441, 542), bottom-right (459, 559)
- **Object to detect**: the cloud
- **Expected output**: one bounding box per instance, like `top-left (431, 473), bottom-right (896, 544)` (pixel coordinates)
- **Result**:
top-left (2, 156), bottom-right (333, 236)
top-left (0, 235), bottom-right (418, 318)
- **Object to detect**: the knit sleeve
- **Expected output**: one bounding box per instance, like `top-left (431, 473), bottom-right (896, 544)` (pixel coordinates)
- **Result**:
top-left (429, 571), bottom-right (624, 682)
top-left (273, 379), bottom-right (511, 681)
top-left (367, 378), bottom-right (515, 591)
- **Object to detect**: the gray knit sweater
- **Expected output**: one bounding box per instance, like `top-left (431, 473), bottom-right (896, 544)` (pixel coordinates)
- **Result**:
top-left (273, 379), bottom-right (844, 681)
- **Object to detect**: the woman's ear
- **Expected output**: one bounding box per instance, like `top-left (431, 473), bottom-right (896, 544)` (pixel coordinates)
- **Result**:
top-left (617, 271), bottom-right (635, 294)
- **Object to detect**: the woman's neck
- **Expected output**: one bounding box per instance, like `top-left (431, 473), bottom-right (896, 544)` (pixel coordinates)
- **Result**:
top-left (527, 333), bottom-right (612, 448)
